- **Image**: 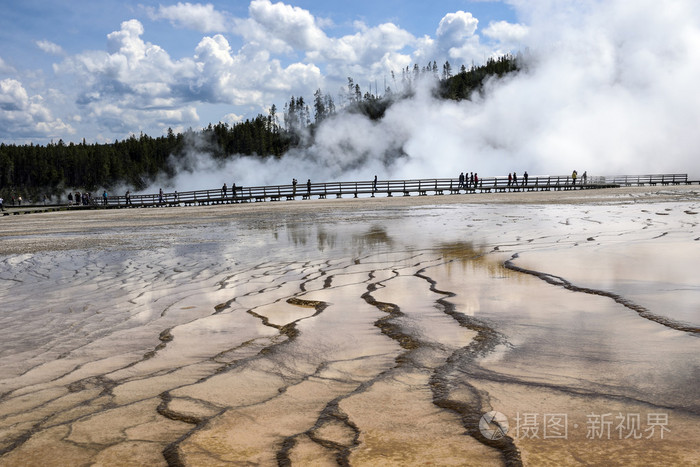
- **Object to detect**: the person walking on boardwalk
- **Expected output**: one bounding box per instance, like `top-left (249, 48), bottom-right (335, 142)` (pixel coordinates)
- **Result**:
top-left (126, 190), bottom-right (132, 206)
top-left (232, 182), bottom-right (237, 200)
top-left (513, 172), bottom-right (518, 185)
top-left (572, 170), bottom-right (578, 185)
top-left (459, 172), bottom-right (465, 189)
top-left (103, 191), bottom-right (108, 206)
top-left (222, 183), bottom-right (227, 198)
top-left (523, 171), bottom-right (529, 186)
top-left (159, 188), bottom-right (164, 203)
top-left (373, 175), bottom-right (377, 192)
top-left (508, 173), bottom-right (512, 186)
top-left (292, 178), bottom-right (297, 196)
top-left (582, 171), bottom-right (587, 184)
top-left (0, 197), bottom-right (4, 211)
top-left (307, 179), bottom-right (311, 196)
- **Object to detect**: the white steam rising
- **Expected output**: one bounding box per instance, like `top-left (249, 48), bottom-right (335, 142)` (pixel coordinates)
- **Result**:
top-left (154, 0), bottom-right (700, 192)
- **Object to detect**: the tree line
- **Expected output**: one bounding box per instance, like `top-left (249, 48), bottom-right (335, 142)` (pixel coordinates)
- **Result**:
top-left (0, 54), bottom-right (520, 202)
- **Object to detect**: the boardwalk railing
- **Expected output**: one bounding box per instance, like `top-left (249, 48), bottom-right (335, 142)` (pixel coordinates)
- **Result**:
top-left (99, 174), bottom-right (606, 208)
top-left (602, 174), bottom-right (688, 186)
top-left (97, 173), bottom-right (692, 208)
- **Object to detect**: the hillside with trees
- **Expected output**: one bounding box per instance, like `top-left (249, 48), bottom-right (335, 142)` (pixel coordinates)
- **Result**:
top-left (0, 54), bottom-right (520, 202)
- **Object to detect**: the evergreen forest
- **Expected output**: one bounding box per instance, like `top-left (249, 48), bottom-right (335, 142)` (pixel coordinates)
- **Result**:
top-left (0, 54), bottom-right (520, 202)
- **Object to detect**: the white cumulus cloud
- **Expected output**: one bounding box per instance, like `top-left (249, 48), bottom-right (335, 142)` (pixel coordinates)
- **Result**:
top-left (245, 0), bottom-right (328, 52)
top-left (437, 11), bottom-right (479, 42)
top-left (36, 40), bottom-right (65, 56)
top-left (0, 78), bottom-right (74, 138)
top-left (148, 2), bottom-right (229, 33)
top-left (0, 78), bottom-right (28, 111)
top-left (483, 21), bottom-right (528, 42)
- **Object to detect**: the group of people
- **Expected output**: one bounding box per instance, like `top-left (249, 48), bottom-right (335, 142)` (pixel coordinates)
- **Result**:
top-left (67, 191), bottom-right (93, 206)
top-left (291, 178), bottom-right (311, 195)
top-left (0, 195), bottom-right (23, 207)
top-left (292, 178), bottom-right (311, 195)
top-left (507, 171), bottom-right (529, 186)
top-left (456, 170), bottom-right (586, 187)
top-left (217, 179), bottom-right (312, 199)
top-left (571, 170), bottom-right (587, 184)
top-left (0, 195), bottom-right (28, 210)
top-left (220, 182), bottom-right (239, 198)
top-left (458, 172), bottom-right (481, 188)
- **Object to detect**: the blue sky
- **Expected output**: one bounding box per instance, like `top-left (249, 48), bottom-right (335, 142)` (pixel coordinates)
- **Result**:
top-left (0, 0), bottom-right (523, 144)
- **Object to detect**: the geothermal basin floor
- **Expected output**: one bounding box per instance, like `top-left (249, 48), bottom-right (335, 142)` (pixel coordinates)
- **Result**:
top-left (0, 186), bottom-right (699, 466)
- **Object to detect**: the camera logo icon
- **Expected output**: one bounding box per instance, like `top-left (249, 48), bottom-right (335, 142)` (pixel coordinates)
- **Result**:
top-left (479, 411), bottom-right (509, 440)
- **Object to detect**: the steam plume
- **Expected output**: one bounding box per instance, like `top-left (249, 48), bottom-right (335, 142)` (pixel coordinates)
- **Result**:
top-left (154, 0), bottom-right (700, 192)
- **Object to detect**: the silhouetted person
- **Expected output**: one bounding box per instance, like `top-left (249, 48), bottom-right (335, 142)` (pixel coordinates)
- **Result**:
top-left (307, 179), bottom-right (311, 196)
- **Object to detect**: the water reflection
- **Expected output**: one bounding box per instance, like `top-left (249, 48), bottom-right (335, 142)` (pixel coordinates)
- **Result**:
top-left (352, 225), bottom-right (394, 253)
top-left (0, 200), bottom-right (699, 465)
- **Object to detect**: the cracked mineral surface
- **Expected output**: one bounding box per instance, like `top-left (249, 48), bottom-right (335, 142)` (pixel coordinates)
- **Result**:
top-left (1, 186), bottom-right (699, 466)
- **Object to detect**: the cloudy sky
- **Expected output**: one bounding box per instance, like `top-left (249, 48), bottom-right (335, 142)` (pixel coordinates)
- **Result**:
top-left (3, 0), bottom-right (700, 184)
top-left (0, 0), bottom-right (525, 145)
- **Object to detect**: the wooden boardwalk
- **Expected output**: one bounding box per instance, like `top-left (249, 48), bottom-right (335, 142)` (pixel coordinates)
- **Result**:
top-left (2, 173), bottom-right (695, 215)
top-left (100, 173), bottom-right (693, 208)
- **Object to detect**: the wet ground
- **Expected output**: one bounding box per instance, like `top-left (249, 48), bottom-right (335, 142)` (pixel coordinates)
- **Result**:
top-left (0, 187), bottom-right (698, 466)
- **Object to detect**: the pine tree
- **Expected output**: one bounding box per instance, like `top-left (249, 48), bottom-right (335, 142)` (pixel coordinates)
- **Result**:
top-left (442, 61), bottom-right (452, 80)
top-left (313, 89), bottom-right (326, 124)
